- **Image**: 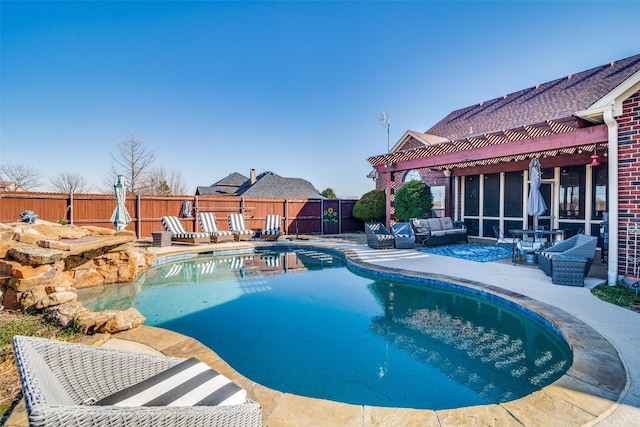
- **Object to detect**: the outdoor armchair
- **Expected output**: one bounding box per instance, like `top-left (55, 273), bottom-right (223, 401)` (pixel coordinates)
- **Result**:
top-left (198, 212), bottom-right (234, 243)
top-left (160, 216), bottom-right (210, 246)
top-left (391, 222), bottom-right (415, 249)
top-left (260, 214), bottom-right (282, 241)
top-left (12, 335), bottom-right (262, 427)
top-left (227, 213), bottom-right (254, 241)
top-left (538, 233), bottom-right (598, 278)
top-left (365, 222), bottom-right (395, 249)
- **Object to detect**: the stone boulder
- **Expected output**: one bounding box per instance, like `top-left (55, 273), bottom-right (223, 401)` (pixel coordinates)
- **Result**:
top-left (75, 307), bottom-right (146, 334)
top-left (8, 244), bottom-right (65, 266)
top-left (1, 220), bottom-right (155, 335)
top-left (45, 301), bottom-right (88, 328)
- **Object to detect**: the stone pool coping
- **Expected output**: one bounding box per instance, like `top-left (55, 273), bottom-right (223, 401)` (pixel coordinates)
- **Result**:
top-left (6, 239), bottom-right (627, 426)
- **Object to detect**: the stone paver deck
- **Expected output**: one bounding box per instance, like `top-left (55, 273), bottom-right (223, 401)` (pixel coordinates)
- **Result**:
top-left (7, 238), bottom-right (639, 426)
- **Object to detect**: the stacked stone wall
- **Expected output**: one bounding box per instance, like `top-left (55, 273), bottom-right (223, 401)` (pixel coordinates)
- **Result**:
top-left (0, 221), bottom-right (151, 333)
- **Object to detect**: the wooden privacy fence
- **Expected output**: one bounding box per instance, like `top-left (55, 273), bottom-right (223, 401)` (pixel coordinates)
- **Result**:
top-left (0, 192), bottom-right (363, 239)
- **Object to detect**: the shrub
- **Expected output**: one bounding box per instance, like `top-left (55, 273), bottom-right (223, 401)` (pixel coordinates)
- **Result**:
top-left (394, 181), bottom-right (433, 221)
top-left (321, 188), bottom-right (337, 199)
top-left (353, 189), bottom-right (386, 222)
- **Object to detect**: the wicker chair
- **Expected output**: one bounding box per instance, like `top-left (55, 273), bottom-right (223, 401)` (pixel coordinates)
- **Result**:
top-left (365, 222), bottom-right (395, 249)
top-left (12, 336), bottom-right (262, 427)
top-left (538, 234), bottom-right (598, 282)
top-left (391, 222), bottom-right (415, 249)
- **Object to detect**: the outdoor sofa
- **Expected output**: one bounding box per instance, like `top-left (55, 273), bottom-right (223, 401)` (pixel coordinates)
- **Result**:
top-left (12, 335), bottom-right (262, 427)
top-left (410, 217), bottom-right (468, 247)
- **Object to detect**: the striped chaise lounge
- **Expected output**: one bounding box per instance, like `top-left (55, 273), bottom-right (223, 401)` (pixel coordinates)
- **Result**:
top-left (12, 335), bottom-right (262, 427)
top-left (260, 214), bottom-right (282, 241)
top-left (198, 213), bottom-right (234, 243)
top-left (160, 216), bottom-right (209, 246)
top-left (227, 213), bottom-right (254, 241)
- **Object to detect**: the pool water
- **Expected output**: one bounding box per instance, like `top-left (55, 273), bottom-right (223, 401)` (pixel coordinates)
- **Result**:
top-left (78, 248), bottom-right (572, 410)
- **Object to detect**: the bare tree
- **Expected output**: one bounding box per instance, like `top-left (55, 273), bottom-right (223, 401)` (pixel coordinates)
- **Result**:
top-left (145, 166), bottom-right (189, 195)
top-left (49, 171), bottom-right (91, 193)
top-left (0, 163), bottom-right (42, 191)
top-left (109, 133), bottom-right (155, 193)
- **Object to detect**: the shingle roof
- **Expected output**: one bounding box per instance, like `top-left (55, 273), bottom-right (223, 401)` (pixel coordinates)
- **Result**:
top-left (239, 172), bottom-right (323, 198)
top-left (196, 171), bottom-right (323, 198)
top-left (427, 53), bottom-right (640, 141)
top-left (368, 53), bottom-right (640, 170)
top-left (196, 172), bottom-right (248, 195)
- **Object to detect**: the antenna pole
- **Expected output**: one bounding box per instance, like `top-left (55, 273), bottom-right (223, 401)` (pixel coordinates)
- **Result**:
top-left (387, 121), bottom-right (390, 152)
top-left (378, 111), bottom-right (391, 153)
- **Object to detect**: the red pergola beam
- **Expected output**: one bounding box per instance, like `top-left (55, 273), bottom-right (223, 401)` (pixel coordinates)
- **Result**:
top-left (374, 124), bottom-right (608, 172)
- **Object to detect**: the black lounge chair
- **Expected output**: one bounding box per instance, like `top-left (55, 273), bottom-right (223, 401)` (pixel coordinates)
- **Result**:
top-left (391, 222), bottom-right (415, 249)
top-left (365, 222), bottom-right (395, 249)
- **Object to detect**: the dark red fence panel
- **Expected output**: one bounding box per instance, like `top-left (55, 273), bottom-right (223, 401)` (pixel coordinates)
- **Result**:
top-left (0, 192), bottom-right (361, 238)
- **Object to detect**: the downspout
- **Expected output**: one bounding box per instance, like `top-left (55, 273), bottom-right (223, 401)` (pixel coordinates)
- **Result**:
top-left (604, 105), bottom-right (619, 286)
top-left (454, 176), bottom-right (459, 221)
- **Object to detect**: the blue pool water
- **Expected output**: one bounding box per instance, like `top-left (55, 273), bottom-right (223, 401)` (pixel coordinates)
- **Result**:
top-left (78, 248), bottom-right (572, 410)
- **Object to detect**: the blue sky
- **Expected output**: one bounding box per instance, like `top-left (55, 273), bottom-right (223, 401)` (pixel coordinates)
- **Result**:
top-left (1, 1), bottom-right (639, 198)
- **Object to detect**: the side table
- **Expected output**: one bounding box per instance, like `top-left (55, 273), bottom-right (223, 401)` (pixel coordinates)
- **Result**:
top-left (151, 231), bottom-right (172, 247)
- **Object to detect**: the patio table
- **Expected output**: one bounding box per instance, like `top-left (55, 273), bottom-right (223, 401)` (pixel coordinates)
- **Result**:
top-left (508, 229), bottom-right (564, 263)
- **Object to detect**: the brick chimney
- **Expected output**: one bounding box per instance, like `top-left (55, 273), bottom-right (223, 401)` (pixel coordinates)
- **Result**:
top-left (250, 168), bottom-right (256, 184)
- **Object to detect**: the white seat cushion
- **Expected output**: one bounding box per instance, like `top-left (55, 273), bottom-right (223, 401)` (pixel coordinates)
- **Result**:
top-left (94, 357), bottom-right (246, 407)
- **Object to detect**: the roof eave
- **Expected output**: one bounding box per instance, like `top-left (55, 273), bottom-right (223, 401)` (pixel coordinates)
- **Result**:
top-left (576, 69), bottom-right (640, 122)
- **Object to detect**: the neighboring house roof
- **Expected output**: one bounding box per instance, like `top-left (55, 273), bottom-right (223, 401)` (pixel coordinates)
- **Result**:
top-left (426, 53), bottom-right (640, 142)
top-left (239, 171), bottom-right (323, 198)
top-left (197, 171), bottom-right (323, 198)
top-left (196, 172), bottom-right (248, 195)
top-left (0, 181), bottom-right (23, 192)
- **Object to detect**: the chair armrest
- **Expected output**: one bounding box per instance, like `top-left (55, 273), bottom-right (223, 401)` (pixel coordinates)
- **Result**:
top-left (453, 221), bottom-right (466, 230)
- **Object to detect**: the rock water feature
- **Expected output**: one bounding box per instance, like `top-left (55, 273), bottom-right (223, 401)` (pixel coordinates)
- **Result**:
top-left (0, 220), bottom-right (154, 334)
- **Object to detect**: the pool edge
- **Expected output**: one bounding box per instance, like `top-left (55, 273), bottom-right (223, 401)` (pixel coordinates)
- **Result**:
top-left (126, 242), bottom-right (627, 426)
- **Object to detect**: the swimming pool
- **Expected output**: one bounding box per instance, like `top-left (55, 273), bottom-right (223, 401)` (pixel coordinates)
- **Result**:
top-left (78, 248), bottom-right (572, 410)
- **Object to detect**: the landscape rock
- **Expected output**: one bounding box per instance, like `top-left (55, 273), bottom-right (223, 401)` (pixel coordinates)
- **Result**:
top-left (8, 244), bottom-right (65, 265)
top-left (20, 285), bottom-right (49, 309)
top-left (34, 290), bottom-right (77, 310)
top-left (75, 308), bottom-right (146, 334)
top-left (1, 220), bottom-right (156, 334)
top-left (10, 263), bottom-right (52, 279)
top-left (1, 287), bottom-right (20, 310)
top-left (9, 268), bottom-right (72, 292)
top-left (45, 301), bottom-right (87, 327)
top-left (103, 308), bottom-right (146, 333)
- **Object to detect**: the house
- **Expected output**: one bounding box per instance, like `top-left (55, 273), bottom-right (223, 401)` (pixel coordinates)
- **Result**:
top-left (196, 169), bottom-right (323, 199)
top-left (367, 53), bottom-right (640, 284)
top-left (196, 172), bottom-right (248, 196)
top-left (0, 181), bottom-right (24, 192)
